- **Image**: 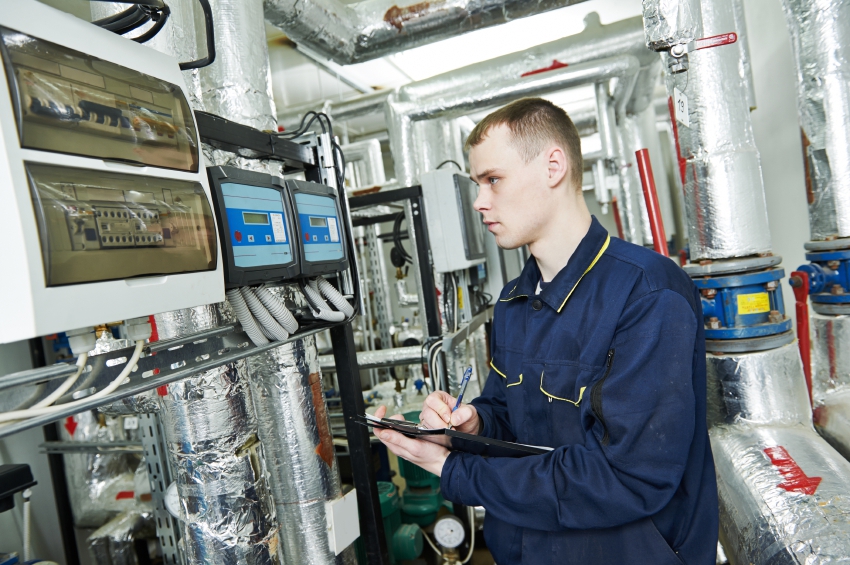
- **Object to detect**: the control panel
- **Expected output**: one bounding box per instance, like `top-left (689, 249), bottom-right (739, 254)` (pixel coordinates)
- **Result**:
top-left (287, 179), bottom-right (348, 276)
top-left (0, 0), bottom-right (223, 343)
top-left (208, 166), bottom-right (299, 287)
top-left (420, 170), bottom-right (486, 273)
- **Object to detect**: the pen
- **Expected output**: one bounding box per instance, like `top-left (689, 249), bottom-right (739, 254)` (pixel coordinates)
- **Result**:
top-left (448, 367), bottom-right (473, 429)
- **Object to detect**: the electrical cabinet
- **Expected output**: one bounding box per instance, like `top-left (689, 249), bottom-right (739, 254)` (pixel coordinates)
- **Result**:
top-left (0, 1), bottom-right (223, 343)
top-left (287, 179), bottom-right (349, 276)
top-left (419, 170), bottom-right (486, 273)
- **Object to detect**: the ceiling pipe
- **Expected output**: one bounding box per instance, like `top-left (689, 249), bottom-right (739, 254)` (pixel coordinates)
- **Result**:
top-left (263, 0), bottom-right (589, 66)
top-left (276, 13), bottom-right (660, 129)
top-left (385, 54), bottom-right (640, 186)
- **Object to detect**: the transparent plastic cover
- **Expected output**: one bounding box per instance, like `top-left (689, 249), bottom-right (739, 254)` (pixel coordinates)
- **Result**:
top-left (27, 163), bottom-right (217, 286)
top-left (1, 27), bottom-right (199, 171)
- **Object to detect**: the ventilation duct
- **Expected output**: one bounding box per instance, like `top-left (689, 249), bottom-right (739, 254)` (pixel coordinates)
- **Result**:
top-left (781, 0), bottom-right (850, 242)
top-left (263, 0), bottom-right (589, 66)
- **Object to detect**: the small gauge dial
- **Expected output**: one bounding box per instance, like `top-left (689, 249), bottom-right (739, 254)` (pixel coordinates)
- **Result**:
top-left (434, 515), bottom-right (466, 549)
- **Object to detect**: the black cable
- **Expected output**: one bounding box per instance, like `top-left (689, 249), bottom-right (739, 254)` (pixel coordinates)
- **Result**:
top-left (437, 160), bottom-right (463, 171)
top-left (133, 5), bottom-right (170, 43)
top-left (94, 5), bottom-right (149, 33)
top-left (392, 212), bottom-right (412, 265)
top-left (178, 0), bottom-right (216, 70)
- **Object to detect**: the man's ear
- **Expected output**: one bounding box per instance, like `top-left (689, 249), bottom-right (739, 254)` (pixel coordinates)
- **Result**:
top-left (546, 146), bottom-right (569, 188)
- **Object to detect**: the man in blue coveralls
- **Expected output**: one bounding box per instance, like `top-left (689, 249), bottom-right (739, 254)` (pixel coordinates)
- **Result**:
top-left (373, 97), bottom-right (718, 565)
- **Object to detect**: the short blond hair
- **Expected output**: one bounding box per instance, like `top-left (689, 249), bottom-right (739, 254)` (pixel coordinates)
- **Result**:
top-left (464, 97), bottom-right (583, 190)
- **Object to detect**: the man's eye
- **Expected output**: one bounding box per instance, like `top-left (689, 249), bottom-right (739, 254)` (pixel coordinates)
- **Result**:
top-left (489, 177), bottom-right (499, 185)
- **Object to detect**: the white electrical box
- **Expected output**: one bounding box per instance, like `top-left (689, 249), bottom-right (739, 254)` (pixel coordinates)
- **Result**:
top-left (420, 170), bottom-right (486, 273)
top-left (0, 1), bottom-right (224, 344)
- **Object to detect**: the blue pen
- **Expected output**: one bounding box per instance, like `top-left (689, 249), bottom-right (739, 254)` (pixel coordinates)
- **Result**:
top-left (448, 367), bottom-right (473, 429)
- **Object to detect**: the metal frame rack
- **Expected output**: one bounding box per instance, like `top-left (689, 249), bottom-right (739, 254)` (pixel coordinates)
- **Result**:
top-left (0, 111), bottom-right (391, 565)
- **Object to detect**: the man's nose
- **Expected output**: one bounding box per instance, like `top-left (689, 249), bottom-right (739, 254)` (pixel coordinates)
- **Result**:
top-left (473, 187), bottom-right (489, 212)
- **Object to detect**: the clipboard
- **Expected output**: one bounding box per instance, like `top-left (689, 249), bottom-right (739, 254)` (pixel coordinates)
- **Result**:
top-left (354, 414), bottom-right (553, 457)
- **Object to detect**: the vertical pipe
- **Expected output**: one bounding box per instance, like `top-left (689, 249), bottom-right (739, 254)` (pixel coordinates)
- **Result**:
top-left (790, 272), bottom-right (813, 406)
top-left (636, 148), bottom-right (669, 256)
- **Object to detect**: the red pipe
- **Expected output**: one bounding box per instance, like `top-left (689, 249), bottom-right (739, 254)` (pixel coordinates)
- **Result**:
top-left (790, 271), bottom-right (813, 407)
top-left (635, 148), bottom-right (669, 257)
top-left (610, 197), bottom-right (625, 240)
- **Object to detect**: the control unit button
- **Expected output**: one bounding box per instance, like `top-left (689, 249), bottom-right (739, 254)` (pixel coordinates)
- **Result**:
top-left (324, 235), bottom-right (329, 241)
top-left (265, 235), bottom-right (272, 242)
top-left (312, 235), bottom-right (318, 242)
top-left (247, 234), bottom-right (255, 242)
top-left (234, 231), bottom-right (242, 242)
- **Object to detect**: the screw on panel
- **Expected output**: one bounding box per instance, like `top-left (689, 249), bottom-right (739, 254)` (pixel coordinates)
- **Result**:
top-left (707, 317), bottom-right (721, 329)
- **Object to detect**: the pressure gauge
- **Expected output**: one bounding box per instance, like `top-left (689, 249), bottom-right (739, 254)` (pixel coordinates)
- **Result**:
top-left (164, 482), bottom-right (181, 519)
top-left (433, 515), bottom-right (466, 549)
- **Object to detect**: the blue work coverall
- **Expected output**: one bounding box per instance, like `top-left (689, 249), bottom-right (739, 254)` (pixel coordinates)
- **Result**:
top-left (440, 217), bottom-right (718, 564)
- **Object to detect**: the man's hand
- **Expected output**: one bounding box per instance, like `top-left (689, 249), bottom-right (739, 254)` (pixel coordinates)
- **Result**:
top-left (373, 405), bottom-right (450, 476)
top-left (420, 391), bottom-right (481, 435)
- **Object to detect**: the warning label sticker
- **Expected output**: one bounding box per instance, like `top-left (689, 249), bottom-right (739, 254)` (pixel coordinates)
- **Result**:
top-left (271, 213), bottom-right (286, 243)
top-left (327, 217), bottom-right (340, 242)
top-left (673, 87), bottom-right (689, 128)
top-left (737, 292), bottom-right (770, 315)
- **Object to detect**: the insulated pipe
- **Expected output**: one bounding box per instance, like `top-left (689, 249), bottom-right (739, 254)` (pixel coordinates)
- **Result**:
top-left (318, 345), bottom-right (425, 371)
top-left (276, 13), bottom-right (660, 129)
top-left (263, 0), bottom-right (588, 66)
top-left (247, 337), bottom-right (354, 565)
top-left (781, 0), bottom-right (850, 241)
top-left (386, 55), bottom-right (640, 186)
top-left (655, 0), bottom-right (772, 260)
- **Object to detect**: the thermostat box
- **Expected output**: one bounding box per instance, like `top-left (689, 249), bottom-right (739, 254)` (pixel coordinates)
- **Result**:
top-left (287, 179), bottom-right (349, 277)
top-left (0, 0), bottom-right (224, 343)
top-left (208, 166), bottom-right (299, 288)
top-left (420, 170), bottom-right (486, 273)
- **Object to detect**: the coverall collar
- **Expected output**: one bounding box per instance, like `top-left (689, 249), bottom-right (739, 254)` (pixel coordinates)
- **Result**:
top-left (506, 216), bottom-right (610, 312)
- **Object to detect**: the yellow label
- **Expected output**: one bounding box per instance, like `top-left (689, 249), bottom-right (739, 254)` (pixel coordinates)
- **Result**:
top-left (457, 287), bottom-right (464, 309)
top-left (737, 292), bottom-right (770, 315)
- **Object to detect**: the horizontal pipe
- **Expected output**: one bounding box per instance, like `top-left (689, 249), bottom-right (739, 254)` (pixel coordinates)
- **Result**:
top-left (318, 345), bottom-right (425, 371)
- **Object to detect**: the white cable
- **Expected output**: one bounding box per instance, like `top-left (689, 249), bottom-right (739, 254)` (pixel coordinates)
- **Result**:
top-left (0, 341), bottom-right (144, 424)
top-left (227, 288), bottom-right (269, 346)
top-left (240, 287), bottom-right (289, 341)
top-left (421, 527), bottom-right (441, 555)
top-left (22, 488), bottom-right (32, 561)
top-left (255, 286), bottom-right (299, 333)
top-left (317, 276), bottom-right (354, 317)
top-left (303, 279), bottom-right (345, 322)
top-left (33, 353), bottom-right (88, 409)
top-left (461, 505), bottom-right (476, 563)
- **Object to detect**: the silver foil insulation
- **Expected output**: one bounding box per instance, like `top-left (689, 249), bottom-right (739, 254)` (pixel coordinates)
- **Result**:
top-left (157, 361), bottom-right (280, 565)
top-left (88, 510), bottom-right (155, 565)
top-left (707, 344), bottom-right (850, 564)
top-left (811, 313), bottom-right (850, 460)
top-left (661, 0), bottom-right (772, 260)
top-left (781, 0), bottom-right (850, 241)
top-left (247, 336), bottom-right (356, 565)
top-left (641, 0), bottom-right (701, 51)
top-left (264, 0), bottom-right (586, 66)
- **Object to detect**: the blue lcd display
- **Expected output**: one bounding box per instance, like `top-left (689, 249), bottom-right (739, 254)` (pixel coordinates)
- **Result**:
top-left (220, 182), bottom-right (292, 268)
top-left (294, 193), bottom-right (344, 263)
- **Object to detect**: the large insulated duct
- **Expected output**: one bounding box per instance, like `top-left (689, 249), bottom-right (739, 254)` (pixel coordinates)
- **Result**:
top-left (707, 344), bottom-right (850, 563)
top-left (781, 0), bottom-right (850, 241)
top-left (263, 0), bottom-right (588, 66)
top-left (386, 55), bottom-right (640, 185)
top-left (652, 0), bottom-right (772, 260)
top-left (248, 336), bottom-right (356, 565)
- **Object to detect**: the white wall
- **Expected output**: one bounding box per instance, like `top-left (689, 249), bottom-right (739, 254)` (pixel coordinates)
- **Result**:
top-left (744, 0), bottom-right (810, 322)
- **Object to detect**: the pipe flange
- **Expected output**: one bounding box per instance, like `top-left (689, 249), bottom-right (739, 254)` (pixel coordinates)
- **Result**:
top-left (804, 238), bottom-right (850, 252)
top-left (705, 330), bottom-right (795, 354)
top-left (811, 303), bottom-right (850, 316)
top-left (683, 255), bottom-right (782, 277)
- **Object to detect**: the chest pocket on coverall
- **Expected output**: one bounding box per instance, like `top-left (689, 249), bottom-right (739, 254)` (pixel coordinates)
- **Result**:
top-left (535, 362), bottom-right (599, 447)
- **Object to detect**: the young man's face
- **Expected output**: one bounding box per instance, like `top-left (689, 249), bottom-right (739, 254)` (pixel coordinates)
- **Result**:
top-left (469, 124), bottom-right (559, 250)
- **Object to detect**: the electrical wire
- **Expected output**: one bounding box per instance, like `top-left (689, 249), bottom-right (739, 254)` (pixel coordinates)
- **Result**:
top-left (462, 505), bottom-right (476, 563)
top-left (437, 159), bottom-right (463, 171)
top-left (0, 341), bottom-right (145, 424)
top-left (421, 527), bottom-right (441, 555)
top-left (32, 353), bottom-right (89, 409)
top-left (22, 488), bottom-right (32, 562)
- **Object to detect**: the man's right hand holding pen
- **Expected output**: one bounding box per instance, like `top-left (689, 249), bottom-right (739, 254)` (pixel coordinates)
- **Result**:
top-left (419, 391), bottom-right (482, 435)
